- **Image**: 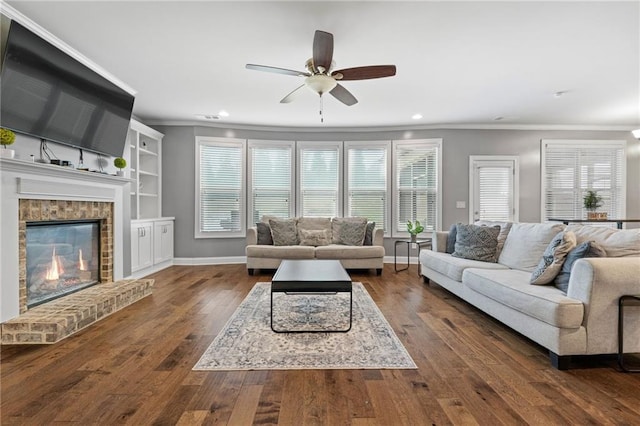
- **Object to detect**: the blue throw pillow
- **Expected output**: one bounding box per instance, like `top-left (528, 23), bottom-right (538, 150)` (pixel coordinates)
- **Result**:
top-left (446, 223), bottom-right (458, 254)
top-left (554, 241), bottom-right (606, 293)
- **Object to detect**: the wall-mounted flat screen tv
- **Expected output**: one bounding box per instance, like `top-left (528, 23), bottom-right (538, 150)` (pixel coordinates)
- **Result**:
top-left (0, 20), bottom-right (135, 158)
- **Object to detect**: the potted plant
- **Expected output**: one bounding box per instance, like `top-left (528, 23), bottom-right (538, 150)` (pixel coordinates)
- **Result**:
top-left (406, 220), bottom-right (424, 243)
top-left (0, 128), bottom-right (16, 159)
top-left (113, 157), bottom-right (127, 176)
top-left (583, 190), bottom-right (605, 220)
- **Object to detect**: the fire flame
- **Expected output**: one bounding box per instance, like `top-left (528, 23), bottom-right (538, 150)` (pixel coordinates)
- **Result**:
top-left (45, 247), bottom-right (64, 280)
top-left (78, 249), bottom-right (87, 271)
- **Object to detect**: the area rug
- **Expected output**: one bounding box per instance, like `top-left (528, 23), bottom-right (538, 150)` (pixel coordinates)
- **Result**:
top-left (193, 282), bottom-right (416, 370)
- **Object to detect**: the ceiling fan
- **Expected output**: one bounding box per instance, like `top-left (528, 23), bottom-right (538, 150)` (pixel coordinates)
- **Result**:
top-left (246, 30), bottom-right (396, 109)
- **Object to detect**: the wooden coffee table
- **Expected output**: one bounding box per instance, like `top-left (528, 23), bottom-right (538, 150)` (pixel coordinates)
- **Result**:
top-left (271, 259), bottom-right (352, 333)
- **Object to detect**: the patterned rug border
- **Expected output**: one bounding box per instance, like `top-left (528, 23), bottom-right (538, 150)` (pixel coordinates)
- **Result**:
top-left (193, 282), bottom-right (417, 371)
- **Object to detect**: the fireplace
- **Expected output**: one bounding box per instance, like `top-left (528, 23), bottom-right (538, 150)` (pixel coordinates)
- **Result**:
top-left (26, 219), bottom-right (101, 308)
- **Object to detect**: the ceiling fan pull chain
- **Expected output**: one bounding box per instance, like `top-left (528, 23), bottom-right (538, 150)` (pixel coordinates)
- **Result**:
top-left (320, 95), bottom-right (324, 123)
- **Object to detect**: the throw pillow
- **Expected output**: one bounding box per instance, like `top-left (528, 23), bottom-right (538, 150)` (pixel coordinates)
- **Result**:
top-left (255, 222), bottom-right (273, 245)
top-left (553, 241), bottom-right (606, 293)
top-left (452, 224), bottom-right (501, 262)
top-left (268, 218), bottom-right (299, 246)
top-left (445, 223), bottom-right (458, 254)
top-left (296, 217), bottom-right (332, 241)
top-left (530, 231), bottom-right (577, 285)
top-left (332, 217), bottom-right (367, 246)
top-left (299, 229), bottom-right (331, 247)
top-left (474, 220), bottom-right (513, 257)
top-left (363, 221), bottom-right (376, 246)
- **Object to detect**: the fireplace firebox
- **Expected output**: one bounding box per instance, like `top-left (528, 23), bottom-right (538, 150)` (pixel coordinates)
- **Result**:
top-left (26, 219), bottom-right (101, 308)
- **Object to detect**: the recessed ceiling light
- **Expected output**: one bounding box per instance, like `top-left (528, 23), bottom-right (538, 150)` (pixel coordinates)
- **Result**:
top-left (554, 91), bottom-right (567, 98)
top-left (493, 116), bottom-right (504, 121)
top-left (411, 113), bottom-right (423, 120)
top-left (218, 110), bottom-right (230, 117)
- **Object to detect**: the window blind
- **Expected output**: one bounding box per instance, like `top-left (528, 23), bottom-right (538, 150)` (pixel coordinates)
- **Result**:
top-left (542, 141), bottom-right (626, 221)
top-left (197, 141), bottom-right (244, 235)
top-left (346, 145), bottom-right (388, 231)
top-left (250, 145), bottom-right (292, 223)
top-left (477, 165), bottom-right (513, 221)
top-left (395, 143), bottom-right (439, 233)
top-left (299, 145), bottom-right (340, 217)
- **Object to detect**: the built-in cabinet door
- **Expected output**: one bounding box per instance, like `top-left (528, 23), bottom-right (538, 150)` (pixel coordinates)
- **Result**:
top-left (154, 220), bottom-right (174, 264)
top-left (132, 223), bottom-right (153, 272)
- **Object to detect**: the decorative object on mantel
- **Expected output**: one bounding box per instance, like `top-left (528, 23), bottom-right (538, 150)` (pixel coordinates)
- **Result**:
top-left (583, 190), bottom-right (607, 220)
top-left (113, 157), bottom-right (127, 177)
top-left (406, 219), bottom-right (424, 243)
top-left (0, 128), bottom-right (16, 159)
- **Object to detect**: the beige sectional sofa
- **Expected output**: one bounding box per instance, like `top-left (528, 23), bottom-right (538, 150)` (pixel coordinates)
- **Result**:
top-left (420, 221), bottom-right (640, 369)
top-left (246, 217), bottom-right (385, 275)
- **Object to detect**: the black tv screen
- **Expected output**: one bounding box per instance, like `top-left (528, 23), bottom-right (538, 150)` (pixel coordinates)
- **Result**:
top-left (0, 21), bottom-right (135, 158)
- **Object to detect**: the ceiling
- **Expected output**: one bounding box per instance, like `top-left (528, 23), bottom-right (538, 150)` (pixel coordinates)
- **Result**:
top-left (6, 1), bottom-right (640, 130)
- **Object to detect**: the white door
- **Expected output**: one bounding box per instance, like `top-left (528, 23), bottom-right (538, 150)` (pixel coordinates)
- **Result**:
top-left (469, 156), bottom-right (519, 223)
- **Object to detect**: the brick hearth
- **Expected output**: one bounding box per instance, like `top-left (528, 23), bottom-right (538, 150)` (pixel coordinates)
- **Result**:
top-left (1, 279), bottom-right (154, 344)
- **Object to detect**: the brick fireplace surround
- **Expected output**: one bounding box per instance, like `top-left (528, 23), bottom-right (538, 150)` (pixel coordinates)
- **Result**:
top-left (1, 159), bottom-right (153, 344)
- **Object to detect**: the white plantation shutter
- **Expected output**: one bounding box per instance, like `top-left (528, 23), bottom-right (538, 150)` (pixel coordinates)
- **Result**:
top-left (346, 142), bottom-right (390, 232)
top-left (393, 140), bottom-right (441, 236)
top-left (298, 143), bottom-right (341, 217)
top-left (248, 142), bottom-right (294, 223)
top-left (542, 140), bottom-right (626, 221)
top-left (195, 138), bottom-right (245, 238)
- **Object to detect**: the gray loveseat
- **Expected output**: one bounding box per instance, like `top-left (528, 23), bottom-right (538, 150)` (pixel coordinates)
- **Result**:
top-left (246, 217), bottom-right (385, 275)
top-left (420, 221), bottom-right (640, 369)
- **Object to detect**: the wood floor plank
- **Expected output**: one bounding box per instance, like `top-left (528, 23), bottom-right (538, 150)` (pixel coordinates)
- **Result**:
top-left (1, 264), bottom-right (639, 425)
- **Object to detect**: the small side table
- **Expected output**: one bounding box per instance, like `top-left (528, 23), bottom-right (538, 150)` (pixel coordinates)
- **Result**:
top-left (618, 295), bottom-right (640, 373)
top-left (394, 239), bottom-right (432, 276)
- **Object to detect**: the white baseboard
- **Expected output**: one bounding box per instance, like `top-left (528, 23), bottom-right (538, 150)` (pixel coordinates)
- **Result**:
top-left (127, 259), bottom-right (173, 279)
top-left (173, 256), bottom-right (247, 266)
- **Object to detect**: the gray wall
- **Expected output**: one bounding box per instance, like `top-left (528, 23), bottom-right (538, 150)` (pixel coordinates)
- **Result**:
top-left (156, 125), bottom-right (640, 259)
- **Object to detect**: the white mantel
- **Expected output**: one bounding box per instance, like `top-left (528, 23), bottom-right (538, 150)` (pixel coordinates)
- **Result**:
top-left (0, 158), bottom-right (131, 322)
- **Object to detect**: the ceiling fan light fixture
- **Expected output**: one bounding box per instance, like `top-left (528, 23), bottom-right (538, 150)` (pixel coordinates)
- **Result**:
top-left (305, 74), bottom-right (337, 95)
top-left (632, 129), bottom-right (640, 139)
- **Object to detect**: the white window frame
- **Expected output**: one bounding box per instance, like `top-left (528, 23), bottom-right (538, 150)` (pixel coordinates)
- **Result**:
top-left (392, 139), bottom-right (442, 237)
top-left (469, 155), bottom-right (520, 223)
top-left (540, 139), bottom-right (627, 222)
top-left (247, 140), bottom-right (295, 224)
top-left (296, 141), bottom-right (343, 217)
top-left (194, 136), bottom-right (246, 238)
top-left (344, 141), bottom-right (392, 235)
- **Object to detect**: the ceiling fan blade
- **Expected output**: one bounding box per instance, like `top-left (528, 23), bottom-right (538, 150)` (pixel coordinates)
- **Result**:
top-left (312, 30), bottom-right (334, 73)
top-left (333, 65), bottom-right (396, 80)
top-left (246, 64), bottom-right (310, 77)
top-left (280, 84), bottom-right (307, 103)
top-left (329, 83), bottom-right (358, 106)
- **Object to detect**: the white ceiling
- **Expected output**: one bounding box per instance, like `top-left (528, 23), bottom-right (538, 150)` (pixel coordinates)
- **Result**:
top-left (6, 1), bottom-right (640, 130)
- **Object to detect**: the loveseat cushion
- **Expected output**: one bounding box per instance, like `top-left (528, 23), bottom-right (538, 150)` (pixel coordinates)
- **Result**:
top-left (463, 268), bottom-right (584, 329)
top-left (245, 245), bottom-right (315, 259)
top-left (315, 244), bottom-right (384, 260)
top-left (421, 251), bottom-right (509, 282)
top-left (498, 222), bottom-right (566, 272)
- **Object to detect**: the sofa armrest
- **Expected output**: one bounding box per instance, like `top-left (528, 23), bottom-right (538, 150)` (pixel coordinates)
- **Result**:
top-left (247, 227), bottom-right (258, 245)
top-left (373, 228), bottom-right (384, 246)
top-left (568, 257), bottom-right (640, 354)
top-left (431, 231), bottom-right (449, 253)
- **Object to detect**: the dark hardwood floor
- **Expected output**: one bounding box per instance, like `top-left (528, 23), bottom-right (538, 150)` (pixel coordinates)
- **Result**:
top-left (2, 264), bottom-right (639, 425)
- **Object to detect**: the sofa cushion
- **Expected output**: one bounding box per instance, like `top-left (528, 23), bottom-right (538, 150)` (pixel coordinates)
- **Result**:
top-left (315, 244), bottom-right (385, 260)
top-left (363, 221), bottom-right (376, 246)
top-left (474, 220), bottom-right (512, 257)
top-left (297, 217), bottom-right (332, 239)
top-left (530, 231), bottom-right (577, 285)
top-left (554, 241), bottom-right (606, 293)
top-left (445, 223), bottom-right (458, 254)
top-left (256, 222), bottom-right (273, 245)
top-left (269, 218), bottom-right (299, 246)
top-left (331, 217), bottom-right (367, 245)
top-left (567, 224), bottom-right (640, 257)
top-left (245, 245), bottom-right (315, 259)
top-left (463, 268), bottom-right (584, 329)
top-left (299, 229), bottom-right (331, 247)
top-left (452, 224), bottom-right (501, 262)
top-left (421, 251), bottom-right (509, 282)
top-left (498, 222), bottom-right (566, 272)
